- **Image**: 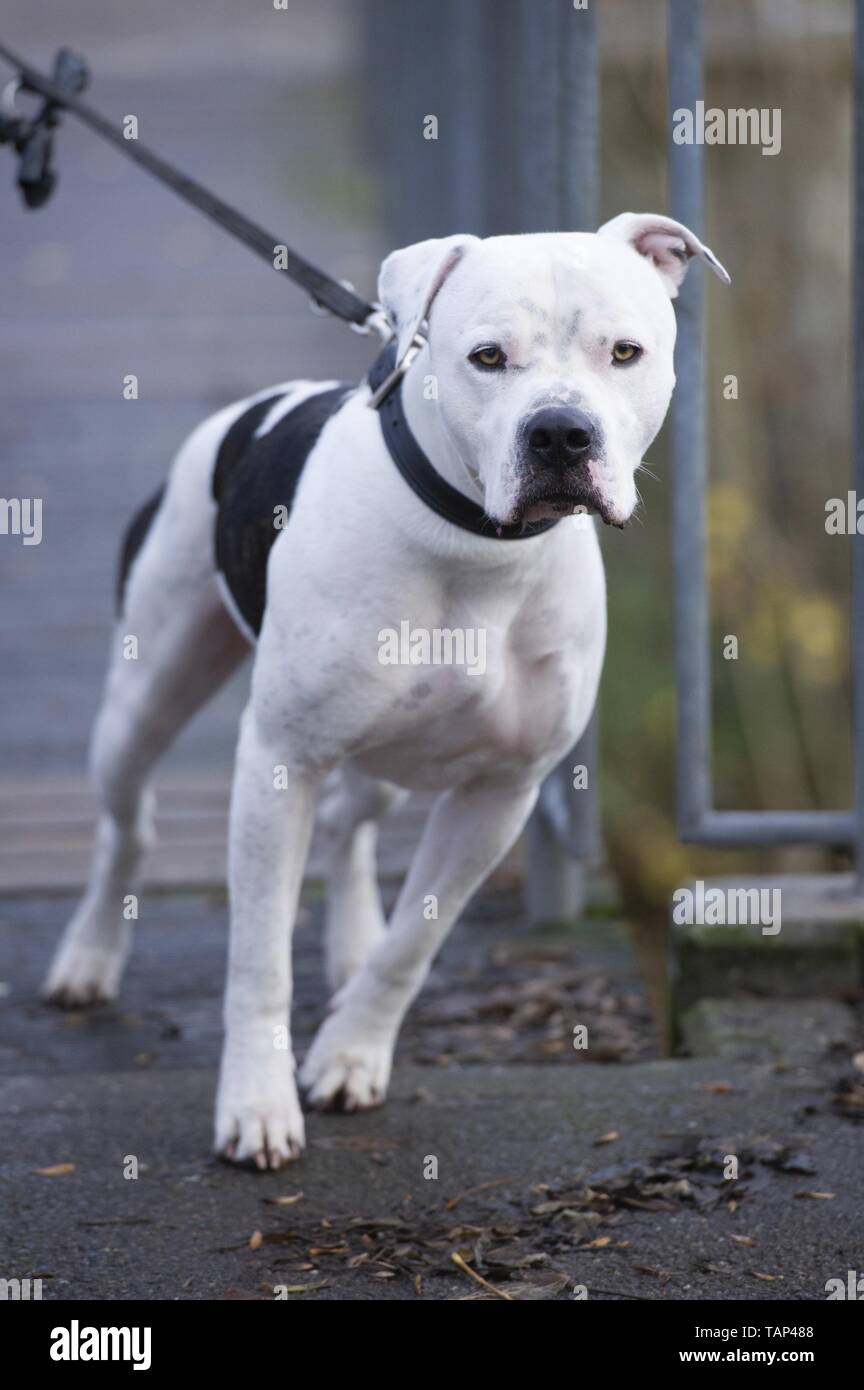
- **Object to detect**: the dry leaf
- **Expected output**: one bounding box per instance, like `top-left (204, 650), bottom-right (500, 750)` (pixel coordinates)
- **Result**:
top-left (594, 1131), bottom-right (620, 1146)
top-left (444, 1178), bottom-right (510, 1210)
top-left (586, 1236), bottom-right (612, 1248)
top-left (35, 1163), bottom-right (75, 1176)
top-left (750, 1271), bottom-right (776, 1282)
top-left (634, 1264), bottom-right (672, 1281)
top-left (730, 1235), bottom-right (755, 1247)
top-left (794, 1190), bottom-right (835, 1200)
top-left (698, 1081), bottom-right (734, 1094)
top-left (267, 1193), bottom-right (304, 1207)
top-left (456, 1271), bottom-right (570, 1301)
top-left (249, 1229), bottom-right (263, 1251)
top-left (450, 1250), bottom-right (512, 1301)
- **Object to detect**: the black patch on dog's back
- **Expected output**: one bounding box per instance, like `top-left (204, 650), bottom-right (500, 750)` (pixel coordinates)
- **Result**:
top-left (116, 484), bottom-right (165, 613)
top-left (213, 385), bottom-right (351, 636)
top-left (211, 396), bottom-right (282, 503)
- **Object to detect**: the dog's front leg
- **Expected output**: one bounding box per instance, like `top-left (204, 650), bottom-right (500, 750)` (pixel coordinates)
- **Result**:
top-left (300, 775), bottom-right (539, 1111)
top-left (215, 706), bottom-right (321, 1168)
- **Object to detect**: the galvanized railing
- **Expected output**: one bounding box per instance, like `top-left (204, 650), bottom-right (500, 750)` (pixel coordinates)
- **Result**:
top-left (670, 0), bottom-right (860, 858)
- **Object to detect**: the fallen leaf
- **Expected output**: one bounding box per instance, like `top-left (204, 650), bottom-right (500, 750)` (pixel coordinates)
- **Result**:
top-left (730, 1235), bottom-right (755, 1247)
top-left (266, 1193), bottom-right (304, 1207)
top-left (456, 1271), bottom-right (570, 1301)
top-left (444, 1178), bottom-right (511, 1210)
top-left (484, 1244), bottom-right (548, 1269)
top-left (594, 1131), bottom-right (620, 1146)
top-left (451, 1250), bottom-right (512, 1301)
top-left (794, 1190), bottom-right (835, 1200)
top-left (249, 1229), bottom-right (263, 1251)
top-left (698, 1081), bottom-right (735, 1094)
top-left (634, 1264), bottom-right (672, 1281)
top-left (35, 1163), bottom-right (75, 1177)
top-left (586, 1236), bottom-right (612, 1248)
top-left (750, 1271), bottom-right (776, 1282)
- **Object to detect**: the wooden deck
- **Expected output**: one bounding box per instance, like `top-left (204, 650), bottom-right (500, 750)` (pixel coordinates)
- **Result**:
top-left (0, 773), bottom-right (434, 896)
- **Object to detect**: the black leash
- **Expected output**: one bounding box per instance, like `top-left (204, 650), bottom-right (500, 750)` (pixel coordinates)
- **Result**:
top-left (0, 43), bottom-right (389, 335)
top-left (0, 44), bottom-right (561, 543)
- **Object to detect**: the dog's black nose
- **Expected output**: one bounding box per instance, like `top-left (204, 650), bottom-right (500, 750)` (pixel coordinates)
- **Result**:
top-left (525, 407), bottom-right (595, 468)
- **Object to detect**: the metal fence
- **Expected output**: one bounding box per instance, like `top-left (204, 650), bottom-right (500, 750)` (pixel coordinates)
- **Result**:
top-left (671, 0), bottom-right (862, 863)
top-left (367, 0), bottom-right (863, 913)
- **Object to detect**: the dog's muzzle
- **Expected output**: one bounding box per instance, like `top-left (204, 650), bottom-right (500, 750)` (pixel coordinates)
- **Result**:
top-left (515, 406), bottom-right (612, 523)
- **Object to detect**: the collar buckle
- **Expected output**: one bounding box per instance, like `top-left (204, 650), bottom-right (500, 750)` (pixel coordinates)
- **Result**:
top-left (367, 330), bottom-right (427, 409)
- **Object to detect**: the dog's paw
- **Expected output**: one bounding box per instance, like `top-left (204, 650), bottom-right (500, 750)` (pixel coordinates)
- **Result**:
top-left (300, 1015), bottom-right (394, 1112)
top-left (42, 942), bottom-right (125, 1008)
top-left (215, 1051), bottom-right (305, 1170)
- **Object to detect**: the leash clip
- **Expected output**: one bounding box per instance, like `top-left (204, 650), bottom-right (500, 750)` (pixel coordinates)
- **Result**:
top-left (351, 304), bottom-right (392, 342)
top-left (367, 329), bottom-right (427, 409)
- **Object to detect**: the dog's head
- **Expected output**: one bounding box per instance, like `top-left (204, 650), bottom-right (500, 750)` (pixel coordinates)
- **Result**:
top-left (378, 215), bottom-right (729, 527)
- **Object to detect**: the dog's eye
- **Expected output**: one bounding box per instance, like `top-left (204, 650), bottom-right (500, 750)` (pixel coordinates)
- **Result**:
top-left (612, 341), bottom-right (641, 364)
top-left (469, 345), bottom-right (507, 370)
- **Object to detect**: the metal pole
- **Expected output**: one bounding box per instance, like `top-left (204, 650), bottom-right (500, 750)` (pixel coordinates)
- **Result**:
top-left (525, 0), bottom-right (599, 924)
top-left (445, 0), bottom-right (492, 235)
top-left (853, 0), bottom-right (864, 886)
top-left (559, 0), bottom-right (600, 867)
top-left (668, 0), bottom-right (712, 838)
top-left (559, 0), bottom-right (598, 230)
top-left (513, 0), bottom-right (563, 232)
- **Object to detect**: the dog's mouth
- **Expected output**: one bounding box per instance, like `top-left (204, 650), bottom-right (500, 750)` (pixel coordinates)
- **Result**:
top-left (511, 483), bottom-right (624, 528)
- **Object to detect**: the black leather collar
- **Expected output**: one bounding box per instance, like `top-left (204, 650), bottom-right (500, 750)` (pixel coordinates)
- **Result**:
top-left (367, 342), bottom-right (560, 541)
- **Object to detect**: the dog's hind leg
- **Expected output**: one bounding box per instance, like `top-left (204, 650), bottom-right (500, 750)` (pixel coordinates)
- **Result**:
top-left (43, 427), bottom-right (250, 1006)
top-left (317, 765), bottom-right (408, 994)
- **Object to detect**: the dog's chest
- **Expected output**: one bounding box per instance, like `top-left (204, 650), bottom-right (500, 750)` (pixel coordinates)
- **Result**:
top-left (352, 610), bottom-right (596, 789)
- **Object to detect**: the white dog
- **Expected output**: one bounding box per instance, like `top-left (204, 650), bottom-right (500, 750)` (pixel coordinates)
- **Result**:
top-left (43, 213), bottom-right (728, 1168)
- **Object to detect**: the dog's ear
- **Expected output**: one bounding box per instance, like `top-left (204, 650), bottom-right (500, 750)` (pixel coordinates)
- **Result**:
top-left (378, 234), bottom-right (480, 357)
top-left (597, 212), bottom-right (730, 298)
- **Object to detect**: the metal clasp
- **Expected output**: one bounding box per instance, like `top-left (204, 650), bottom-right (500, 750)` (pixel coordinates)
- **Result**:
top-left (367, 329), bottom-right (427, 409)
